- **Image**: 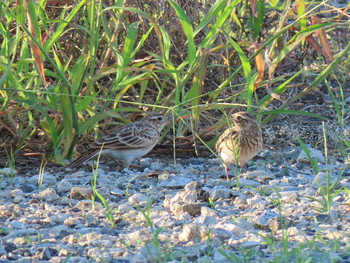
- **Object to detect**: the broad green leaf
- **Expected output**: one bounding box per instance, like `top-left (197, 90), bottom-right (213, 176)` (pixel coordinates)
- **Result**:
top-left (122, 22), bottom-right (139, 66)
top-left (70, 55), bottom-right (89, 96)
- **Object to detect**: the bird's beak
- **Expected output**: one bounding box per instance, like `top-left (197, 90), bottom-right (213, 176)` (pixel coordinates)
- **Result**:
top-left (163, 113), bottom-right (191, 126)
top-left (174, 114), bottom-right (191, 123)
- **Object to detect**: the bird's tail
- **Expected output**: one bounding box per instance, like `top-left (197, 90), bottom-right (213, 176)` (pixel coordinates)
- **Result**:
top-left (70, 151), bottom-right (97, 168)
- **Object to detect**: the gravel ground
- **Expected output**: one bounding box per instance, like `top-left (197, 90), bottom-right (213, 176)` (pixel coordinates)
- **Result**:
top-left (0, 144), bottom-right (350, 263)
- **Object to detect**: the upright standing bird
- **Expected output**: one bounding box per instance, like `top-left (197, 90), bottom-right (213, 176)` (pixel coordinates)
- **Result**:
top-left (215, 112), bottom-right (263, 180)
top-left (70, 114), bottom-right (170, 168)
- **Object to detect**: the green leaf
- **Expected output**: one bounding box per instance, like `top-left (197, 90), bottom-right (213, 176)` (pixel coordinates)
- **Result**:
top-left (200, 0), bottom-right (239, 48)
top-left (70, 55), bottom-right (89, 96)
top-left (44, 0), bottom-right (87, 51)
top-left (193, 0), bottom-right (228, 36)
top-left (167, 0), bottom-right (196, 65)
top-left (122, 22), bottom-right (139, 66)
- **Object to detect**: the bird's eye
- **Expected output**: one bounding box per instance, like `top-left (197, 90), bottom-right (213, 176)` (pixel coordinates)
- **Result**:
top-left (236, 115), bottom-right (241, 120)
top-left (157, 116), bottom-right (164, 121)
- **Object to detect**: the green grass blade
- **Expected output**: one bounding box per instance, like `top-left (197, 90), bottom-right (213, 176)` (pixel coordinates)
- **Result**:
top-left (70, 55), bottom-right (89, 96)
top-left (193, 0), bottom-right (228, 36)
top-left (43, 0), bottom-right (87, 51)
top-left (269, 23), bottom-right (334, 76)
top-left (277, 38), bottom-right (350, 111)
top-left (199, 0), bottom-right (239, 48)
top-left (167, 0), bottom-right (196, 65)
top-left (122, 22), bottom-right (139, 65)
top-left (258, 69), bottom-right (304, 109)
top-left (259, 109), bottom-right (330, 127)
top-left (102, 6), bottom-right (165, 63)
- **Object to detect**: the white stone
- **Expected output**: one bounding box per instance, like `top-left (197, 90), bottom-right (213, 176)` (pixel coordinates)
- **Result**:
top-left (0, 168), bottom-right (17, 176)
top-left (312, 172), bottom-right (340, 187)
top-left (128, 193), bottom-right (148, 206)
top-left (209, 185), bottom-right (231, 201)
top-left (178, 223), bottom-right (207, 242)
top-left (238, 178), bottom-right (261, 188)
top-left (297, 146), bottom-right (325, 164)
top-left (39, 188), bottom-right (60, 202)
top-left (57, 179), bottom-right (73, 193)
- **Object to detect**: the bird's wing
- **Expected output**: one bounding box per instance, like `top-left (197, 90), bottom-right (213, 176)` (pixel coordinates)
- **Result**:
top-left (92, 123), bottom-right (158, 150)
top-left (215, 127), bottom-right (240, 151)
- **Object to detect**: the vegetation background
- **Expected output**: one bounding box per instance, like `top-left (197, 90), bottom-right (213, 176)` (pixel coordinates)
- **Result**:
top-left (0, 0), bottom-right (349, 167)
top-left (0, 0), bottom-right (349, 262)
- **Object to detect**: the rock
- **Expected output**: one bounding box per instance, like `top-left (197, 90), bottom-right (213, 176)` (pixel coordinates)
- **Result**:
top-left (118, 204), bottom-right (136, 213)
top-left (128, 193), bottom-right (148, 206)
top-left (10, 189), bottom-right (26, 203)
top-left (196, 215), bottom-right (218, 225)
top-left (253, 210), bottom-right (281, 229)
top-left (57, 179), bottom-right (73, 193)
top-left (269, 151), bottom-right (285, 164)
top-left (210, 228), bottom-right (233, 242)
top-left (122, 230), bottom-right (153, 246)
top-left (139, 243), bottom-right (162, 262)
top-left (49, 225), bottom-right (71, 238)
top-left (316, 214), bottom-right (333, 224)
top-left (240, 241), bottom-right (261, 248)
top-left (64, 217), bottom-right (82, 227)
top-left (178, 223), bottom-right (207, 242)
top-left (165, 182), bottom-right (204, 216)
top-left (8, 229), bottom-right (36, 237)
top-left (208, 185), bottom-right (231, 201)
top-left (243, 170), bottom-right (275, 182)
top-left (200, 206), bottom-right (217, 216)
top-left (170, 203), bottom-right (202, 216)
top-left (35, 247), bottom-right (52, 260)
top-left (312, 172), bottom-right (340, 187)
top-left (29, 173), bottom-right (57, 185)
top-left (149, 161), bottom-right (164, 170)
top-left (0, 168), bottom-right (17, 176)
top-left (39, 188), bottom-right (60, 202)
top-left (233, 219), bottom-right (255, 231)
top-left (70, 187), bottom-right (93, 200)
top-left (20, 183), bottom-right (37, 193)
top-left (66, 171), bottom-right (87, 179)
top-left (297, 146), bottom-right (325, 164)
top-left (268, 217), bottom-right (293, 233)
top-left (9, 220), bottom-right (24, 229)
top-left (246, 195), bottom-right (269, 209)
top-left (87, 247), bottom-right (112, 262)
top-left (1, 150), bottom-right (349, 262)
top-left (0, 244), bottom-right (6, 256)
top-left (238, 178), bottom-right (261, 188)
top-left (158, 175), bottom-right (196, 189)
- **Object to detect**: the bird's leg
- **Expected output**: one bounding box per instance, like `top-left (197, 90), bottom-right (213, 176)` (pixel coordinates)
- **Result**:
top-left (130, 159), bottom-right (142, 168)
top-left (225, 165), bottom-right (231, 181)
top-left (129, 163), bottom-right (141, 168)
top-left (124, 159), bottom-right (141, 169)
top-left (242, 164), bottom-right (249, 172)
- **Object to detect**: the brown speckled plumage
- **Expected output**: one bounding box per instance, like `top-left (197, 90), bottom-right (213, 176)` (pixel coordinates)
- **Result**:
top-left (71, 115), bottom-right (169, 168)
top-left (215, 112), bottom-right (263, 180)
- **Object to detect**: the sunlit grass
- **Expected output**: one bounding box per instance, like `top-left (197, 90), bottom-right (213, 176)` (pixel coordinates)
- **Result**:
top-left (0, 0), bottom-right (348, 165)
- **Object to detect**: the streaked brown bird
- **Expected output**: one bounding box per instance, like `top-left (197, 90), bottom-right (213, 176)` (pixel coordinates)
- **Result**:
top-left (70, 114), bottom-right (170, 168)
top-left (215, 111), bottom-right (263, 180)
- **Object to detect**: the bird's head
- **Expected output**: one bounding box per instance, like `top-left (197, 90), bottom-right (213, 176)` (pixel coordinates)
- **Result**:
top-left (231, 111), bottom-right (258, 129)
top-left (147, 114), bottom-right (171, 130)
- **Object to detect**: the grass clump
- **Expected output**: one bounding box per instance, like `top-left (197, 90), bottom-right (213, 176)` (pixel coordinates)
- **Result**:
top-left (0, 0), bottom-right (348, 164)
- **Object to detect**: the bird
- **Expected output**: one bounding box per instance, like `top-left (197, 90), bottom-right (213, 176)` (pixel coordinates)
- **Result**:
top-left (215, 111), bottom-right (263, 180)
top-left (70, 114), bottom-right (170, 168)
